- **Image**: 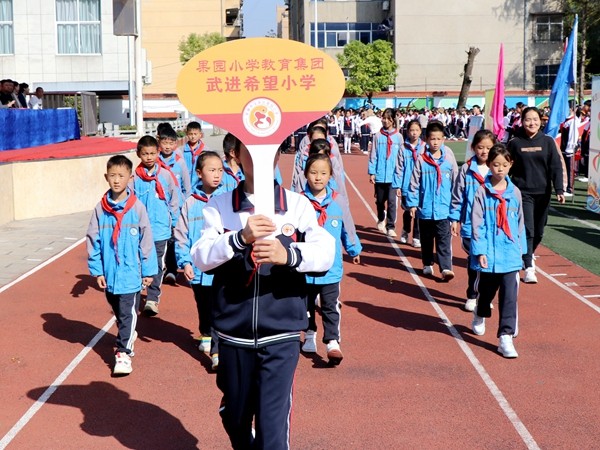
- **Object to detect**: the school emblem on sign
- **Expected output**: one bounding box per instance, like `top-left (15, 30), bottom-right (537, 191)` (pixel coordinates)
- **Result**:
top-left (281, 223), bottom-right (296, 237)
top-left (242, 98), bottom-right (282, 137)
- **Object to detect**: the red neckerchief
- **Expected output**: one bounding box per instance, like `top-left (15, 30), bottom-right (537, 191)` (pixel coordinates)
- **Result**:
top-left (468, 157), bottom-right (486, 186)
top-left (345, 118), bottom-right (351, 127)
top-left (158, 158), bottom-right (180, 187)
top-left (190, 141), bottom-right (205, 163)
top-left (421, 151), bottom-right (442, 190)
top-left (405, 140), bottom-right (420, 162)
top-left (100, 192), bottom-right (138, 263)
top-left (191, 192), bottom-right (209, 202)
top-left (135, 164), bottom-right (166, 200)
top-left (380, 128), bottom-right (398, 159)
top-left (484, 185), bottom-right (513, 241)
top-left (224, 166), bottom-right (240, 184)
top-left (304, 190), bottom-right (336, 226)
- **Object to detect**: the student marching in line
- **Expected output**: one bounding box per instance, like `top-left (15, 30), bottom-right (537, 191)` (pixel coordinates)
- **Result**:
top-left (221, 132), bottom-right (245, 192)
top-left (470, 144), bottom-right (527, 358)
top-left (191, 137), bottom-right (335, 450)
top-left (132, 135), bottom-right (180, 316)
top-left (450, 130), bottom-right (496, 311)
top-left (369, 108), bottom-right (403, 237)
top-left (174, 151), bottom-right (224, 371)
top-left (158, 125), bottom-right (191, 285)
top-left (406, 120), bottom-right (458, 281)
top-left (342, 109), bottom-right (356, 154)
top-left (179, 121), bottom-right (206, 188)
top-left (301, 151), bottom-right (362, 365)
top-left (395, 119), bottom-right (425, 247)
top-left (87, 155), bottom-right (158, 375)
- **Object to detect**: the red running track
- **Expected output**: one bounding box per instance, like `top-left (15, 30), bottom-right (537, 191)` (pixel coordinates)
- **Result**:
top-left (1, 153), bottom-right (600, 449)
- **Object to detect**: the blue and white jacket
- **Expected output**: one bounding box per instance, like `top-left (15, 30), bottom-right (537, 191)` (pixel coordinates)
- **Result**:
top-left (470, 175), bottom-right (527, 273)
top-left (406, 145), bottom-right (458, 220)
top-left (393, 138), bottom-right (425, 196)
top-left (190, 182), bottom-right (335, 349)
top-left (449, 157), bottom-right (488, 238)
top-left (87, 190), bottom-right (158, 294)
top-left (368, 128), bottom-right (403, 184)
top-left (160, 152), bottom-right (192, 204)
top-left (303, 185), bottom-right (362, 285)
top-left (221, 159), bottom-right (245, 193)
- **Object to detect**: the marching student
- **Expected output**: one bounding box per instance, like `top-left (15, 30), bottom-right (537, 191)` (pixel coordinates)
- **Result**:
top-left (470, 143), bottom-right (527, 358)
top-left (221, 132), bottom-right (245, 192)
top-left (450, 130), bottom-right (496, 311)
top-left (87, 155), bottom-right (158, 375)
top-left (180, 121), bottom-right (206, 188)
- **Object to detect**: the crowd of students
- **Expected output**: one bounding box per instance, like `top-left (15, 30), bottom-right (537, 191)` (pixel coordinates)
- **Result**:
top-left (87, 97), bottom-right (588, 447)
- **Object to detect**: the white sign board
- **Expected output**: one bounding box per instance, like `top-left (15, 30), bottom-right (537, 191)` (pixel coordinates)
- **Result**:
top-left (586, 76), bottom-right (600, 213)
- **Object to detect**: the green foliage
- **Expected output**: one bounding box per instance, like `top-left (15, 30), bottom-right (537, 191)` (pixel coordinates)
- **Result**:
top-left (337, 40), bottom-right (397, 100)
top-left (178, 32), bottom-right (226, 65)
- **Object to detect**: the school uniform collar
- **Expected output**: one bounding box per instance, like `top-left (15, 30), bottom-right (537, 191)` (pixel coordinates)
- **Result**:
top-left (232, 181), bottom-right (287, 213)
top-left (483, 174), bottom-right (515, 195)
top-left (302, 185), bottom-right (335, 206)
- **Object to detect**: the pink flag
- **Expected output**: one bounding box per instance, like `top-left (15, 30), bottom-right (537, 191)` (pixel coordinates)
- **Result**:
top-left (490, 44), bottom-right (505, 141)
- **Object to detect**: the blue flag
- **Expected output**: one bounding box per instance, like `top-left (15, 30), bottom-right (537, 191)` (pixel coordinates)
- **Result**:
top-left (545, 16), bottom-right (578, 137)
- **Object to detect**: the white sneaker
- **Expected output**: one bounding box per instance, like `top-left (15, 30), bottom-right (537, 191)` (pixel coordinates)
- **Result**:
top-left (302, 330), bottom-right (317, 353)
top-left (376, 221), bottom-right (386, 232)
top-left (113, 352), bottom-right (133, 375)
top-left (464, 298), bottom-right (477, 312)
top-left (412, 238), bottom-right (421, 248)
top-left (326, 340), bottom-right (343, 365)
top-left (211, 353), bottom-right (219, 370)
top-left (400, 231), bottom-right (409, 244)
top-left (387, 229), bottom-right (397, 238)
top-left (143, 300), bottom-right (159, 316)
top-left (563, 192), bottom-right (573, 197)
top-left (423, 265), bottom-right (434, 276)
top-left (441, 269), bottom-right (455, 281)
top-left (198, 336), bottom-right (211, 353)
top-left (578, 177), bottom-right (589, 183)
top-left (498, 335), bottom-right (518, 358)
top-left (472, 313), bottom-right (485, 336)
top-left (523, 267), bottom-right (538, 284)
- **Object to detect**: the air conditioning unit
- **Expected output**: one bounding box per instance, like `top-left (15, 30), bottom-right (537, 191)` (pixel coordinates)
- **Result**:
top-left (382, 1), bottom-right (390, 11)
top-left (226, 8), bottom-right (239, 26)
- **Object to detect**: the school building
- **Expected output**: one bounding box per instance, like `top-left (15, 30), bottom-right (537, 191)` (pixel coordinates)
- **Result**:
top-left (286, 0), bottom-right (566, 96)
top-left (0, 0), bottom-right (242, 127)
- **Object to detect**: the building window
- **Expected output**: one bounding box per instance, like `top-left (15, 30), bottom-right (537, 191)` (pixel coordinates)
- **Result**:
top-left (535, 64), bottom-right (559, 90)
top-left (56, 0), bottom-right (101, 54)
top-left (310, 22), bottom-right (388, 48)
top-left (0, 0), bottom-right (13, 54)
top-left (535, 15), bottom-right (562, 42)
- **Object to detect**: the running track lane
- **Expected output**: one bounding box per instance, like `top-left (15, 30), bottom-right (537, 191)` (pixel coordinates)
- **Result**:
top-left (1, 153), bottom-right (600, 448)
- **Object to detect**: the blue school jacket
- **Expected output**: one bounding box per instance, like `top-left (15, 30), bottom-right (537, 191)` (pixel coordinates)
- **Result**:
top-left (87, 190), bottom-right (158, 294)
top-left (180, 140), bottom-right (206, 188)
top-left (221, 160), bottom-right (245, 192)
top-left (449, 157), bottom-right (487, 238)
top-left (174, 184), bottom-right (223, 286)
top-left (470, 176), bottom-right (527, 273)
top-left (132, 164), bottom-right (180, 241)
top-left (368, 129), bottom-right (403, 183)
top-left (406, 145), bottom-right (458, 220)
top-left (393, 138), bottom-right (425, 195)
top-left (303, 186), bottom-right (362, 285)
top-left (160, 152), bottom-right (192, 203)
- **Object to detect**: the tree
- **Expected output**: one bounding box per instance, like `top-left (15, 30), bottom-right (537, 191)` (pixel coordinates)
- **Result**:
top-left (336, 40), bottom-right (398, 103)
top-left (178, 32), bottom-right (226, 65)
top-left (457, 47), bottom-right (480, 110)
top-left (562, 0), bottom-right (600, 100)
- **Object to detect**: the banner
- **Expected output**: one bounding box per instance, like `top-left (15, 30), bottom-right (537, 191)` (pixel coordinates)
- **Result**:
top-left (587, 76), bottom-right (600, 213)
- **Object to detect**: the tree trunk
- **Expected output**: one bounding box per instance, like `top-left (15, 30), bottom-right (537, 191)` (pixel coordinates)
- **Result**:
top-left (457, 47), bottom-right (480, 110)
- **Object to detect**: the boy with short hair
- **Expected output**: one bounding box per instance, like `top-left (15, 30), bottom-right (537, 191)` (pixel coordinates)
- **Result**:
top-left (158, 127), bottom-right (191, 284)
top-left (132, 135), bottom-right (180, 316)
top-left (180, 121), bottom-right (205, 187)
top-left (87, 155), bottom-right (158, 375)
top-left (407, 120), bottom-right (458, 281)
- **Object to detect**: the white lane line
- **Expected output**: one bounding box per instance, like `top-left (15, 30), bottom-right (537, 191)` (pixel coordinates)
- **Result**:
top-left (0, 317), bottom-right (115, 449)
top-left (536, 266), bottom-right (600, 314)
top-left (345, 174), bottom-right (540, 450)
top-left (549, 206), bottom-right (600, 232)
top-left (0, 238), bottom-right (85, 294)
top-left (549, 273), bottom-right (567, 277)
top-left (584, 295), bottom-right (600, 299)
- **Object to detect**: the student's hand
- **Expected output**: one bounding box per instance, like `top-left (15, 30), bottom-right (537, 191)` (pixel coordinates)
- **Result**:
top-left (183, 264), bottom-right (195, 281)
top-left (96, 275), bottom-right (107, 289)
top-left (410, 207), bottom-right (417, 218)
top-left (396, 190), bottom-right (402, 198)
top-left (478, 255), bottom-right (488, 269)
top-left (142, 277), bottom-right (153, 288)
top-left (556, 194), bottom-right (566, 204)
top-left (450, 222), bottom-right (459, 237)
top-left (252, 239), bottom-right (288, 265)
top-left (241, 215), bottom-right (277, 244)
top-left (369, 175), bottom-right (375, 185)
top-left (352, 255), bottom-right (361, 265)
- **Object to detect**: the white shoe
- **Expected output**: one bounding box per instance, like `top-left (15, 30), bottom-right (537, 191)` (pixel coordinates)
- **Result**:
top-left (423, 265), bottom-right (434, 276)
top-left (399, 231), bottom-right (409, 244)
top-left (211, 353), bottom-right (219, 370)
top-left (578, 177), bottom-right (588, 183)
top-left (441, 269), bottom-right (455, 281)
top-left (113, 352), bottom-right (133, 375)
top-left (464, 298), bottom-right (477, 312)
top-left (564, 192), bottom-right (573, 197)
top-left (326, 340), bottom-right (343, 365)
top-left (498, 335), bottom-right (518, 358)
top-left (143, 300), bottom-right (159, 316)
top-left (523, 267), bottom-right (538, 284)
top-left (412, 238), bottom-right (421, 248)
top-left (472, 313), bottom-right (485, 336)
top-left (387, 229), bottom-right (397, 238)
top-left (198, 336), bottom-right (211, 353)
top-left (376, 221), bottom-right (386, 232)
top-left (302, 330), bottom-right (317, 353)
